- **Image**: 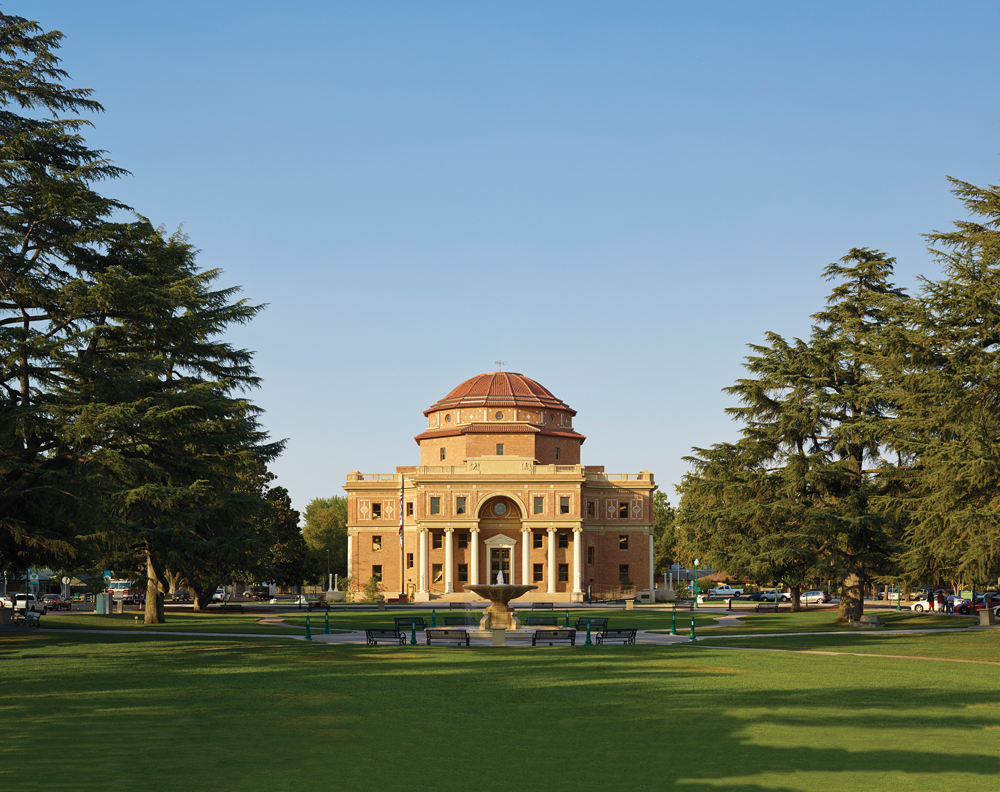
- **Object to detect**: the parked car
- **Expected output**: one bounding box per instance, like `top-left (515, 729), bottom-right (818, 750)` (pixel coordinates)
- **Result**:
top-left (957, 594), bottom-right (1000, 616)
top-left (759, 589), bottom-right (790, 602)
top-left (211, 588), bottom-right (227, 603)
top-left (171, 589), bottom-right (190, 602)
top-left (801, 591), bottom-right (831, 604)
top-left (41, 594), bottom-right (72, 611)
top-left (2, 593), bottom-right (47, 614)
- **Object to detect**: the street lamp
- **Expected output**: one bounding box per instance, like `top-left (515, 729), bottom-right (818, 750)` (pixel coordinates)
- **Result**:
top-left (694, 558), bottom-right (700, 609)
top-left (326, 549), bottom-right (331, 591)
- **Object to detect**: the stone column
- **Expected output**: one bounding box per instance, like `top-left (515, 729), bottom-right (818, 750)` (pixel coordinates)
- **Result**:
top-left (444, 528), bottom-right (454, 594)
top-left (470, 528), bottom-right (480, 586)
top-left (521, 527), bottom-right (531, 586)
top-left (648, 532), bottom-right (655, 604)
top-left (572, 526), bottom-right (584, 602)
top-left (346, 532), bottom-right (353, 582)
top-left (547, 527), bottom-right (557, 594)
top-left (418, 528), bottom-right (428, 594)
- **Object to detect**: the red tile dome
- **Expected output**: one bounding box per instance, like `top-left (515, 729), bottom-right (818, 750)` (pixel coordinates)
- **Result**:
top-left (423, 372), bottom-right (575, 416)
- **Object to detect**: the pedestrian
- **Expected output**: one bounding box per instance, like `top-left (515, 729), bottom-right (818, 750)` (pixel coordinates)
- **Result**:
top-left (937, 590), bottom-right (945, 613)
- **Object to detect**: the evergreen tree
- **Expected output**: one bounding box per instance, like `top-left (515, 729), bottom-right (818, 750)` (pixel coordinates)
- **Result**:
top-left (889, 176), bottom-right (1000, 585)
top-left (680, 249), bottom-right (908, 619)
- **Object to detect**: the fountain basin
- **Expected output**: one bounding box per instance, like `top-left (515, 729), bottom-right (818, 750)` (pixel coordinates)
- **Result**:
top-left (463, 584), bottom-right (538, 630)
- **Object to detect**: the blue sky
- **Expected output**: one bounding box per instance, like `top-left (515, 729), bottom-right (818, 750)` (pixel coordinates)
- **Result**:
top-left (25, 1), bottom-right (1000, 513)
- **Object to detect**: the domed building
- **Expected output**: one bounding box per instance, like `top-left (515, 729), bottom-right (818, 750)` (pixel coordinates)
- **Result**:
top-left (344, 371), bottom-right (657, 603)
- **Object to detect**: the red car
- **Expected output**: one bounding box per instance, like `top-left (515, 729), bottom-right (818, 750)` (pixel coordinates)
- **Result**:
top-left (957, 594), bottom-right (1000, 616)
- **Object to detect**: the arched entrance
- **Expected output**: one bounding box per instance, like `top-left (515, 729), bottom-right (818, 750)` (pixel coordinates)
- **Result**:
top-left (477, 495), bottom-right (524, 585)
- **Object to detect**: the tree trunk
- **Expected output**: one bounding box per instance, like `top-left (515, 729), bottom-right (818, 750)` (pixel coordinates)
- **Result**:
top-left (144, 552), bottom-right (166, 624)
top-left (169, 569), bottom-right (186, 595)
top-left (790, 584), bottom-right (801, 612)
top-left (837, 570), bottom-right (864, 622)
top-left (189, 578), bottom-right (216, 612)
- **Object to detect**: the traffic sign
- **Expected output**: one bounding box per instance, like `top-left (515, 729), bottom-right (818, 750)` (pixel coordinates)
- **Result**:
top-left (61, 576), bottom-right (71, 584)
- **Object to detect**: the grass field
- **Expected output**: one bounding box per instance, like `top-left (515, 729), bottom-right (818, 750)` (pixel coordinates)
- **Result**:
top-left (2, 627), bottom-right (999, 792)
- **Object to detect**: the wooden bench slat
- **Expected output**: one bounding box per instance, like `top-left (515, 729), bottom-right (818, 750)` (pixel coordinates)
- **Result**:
top-left (574, 617), bottom-right (609, 630)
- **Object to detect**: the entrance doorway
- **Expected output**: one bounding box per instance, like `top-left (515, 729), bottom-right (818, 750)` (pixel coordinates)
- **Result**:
top-left (490, 547), bottom-right (510, 584)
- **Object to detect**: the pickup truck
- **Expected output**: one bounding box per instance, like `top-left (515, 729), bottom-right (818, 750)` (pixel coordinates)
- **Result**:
top-left (710, 585), bottom-right (745, 597)
top-left (1, 593), bottom-right (48, 614)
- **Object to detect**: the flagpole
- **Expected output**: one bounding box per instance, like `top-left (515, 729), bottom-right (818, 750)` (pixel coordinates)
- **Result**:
top-left (399, 474), bottom-right (405, 600)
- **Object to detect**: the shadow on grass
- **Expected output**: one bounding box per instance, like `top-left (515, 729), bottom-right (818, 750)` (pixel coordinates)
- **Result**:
top-left (2, 643), bottom-right (999, 792)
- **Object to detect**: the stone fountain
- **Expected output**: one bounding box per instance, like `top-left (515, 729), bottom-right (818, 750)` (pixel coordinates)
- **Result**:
top-left (464, 571), bottom-right (537, 631)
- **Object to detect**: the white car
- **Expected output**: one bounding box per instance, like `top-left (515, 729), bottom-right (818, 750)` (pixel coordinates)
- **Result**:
top-left (2, 593), bottom-right (47, 614)
top-left (801, 591), bottom-right (831, 604)
top-left (760, 589), bottom-right (790, 602)
top-left (211, 588), bottom-right (227, 602)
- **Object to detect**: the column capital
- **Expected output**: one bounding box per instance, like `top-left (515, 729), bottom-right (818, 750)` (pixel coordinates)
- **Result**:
top-left (572, 526), bottom-right (584, 533)
top-left (546, 526), bottom-right (557, 533)
top-left (470, 526), bottom-right (481, 533)
top-left (444, 527), bottom-right (454, 533)
top-left (521, 526), bottom-right (531, 533)
top-left (419, 525), bottom-right (429, 534)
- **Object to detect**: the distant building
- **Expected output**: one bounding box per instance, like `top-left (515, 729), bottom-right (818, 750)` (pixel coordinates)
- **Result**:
top-left (344, 371), bottom-right (656, 602)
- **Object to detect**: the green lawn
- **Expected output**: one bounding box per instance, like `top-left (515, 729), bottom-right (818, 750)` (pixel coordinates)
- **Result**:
top-left (35, 611), bottom-right (350, 635)
top-left (655, 609), bottom-right (976, 634)
top-left (2, 630), bottom-right (999, 791)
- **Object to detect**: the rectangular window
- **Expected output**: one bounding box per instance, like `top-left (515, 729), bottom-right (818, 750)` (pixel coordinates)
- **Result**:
top-left (533, 564), bottom-right (544, 583)
top-left (372, 503), bottom-right (382, 518)
top-left (587, 546), bottom-right (595, 565)
top-left (619, 502), bottom-right (629, 519)
top-left (587, 501), bottom-right (594, 517)
top-left (555, 447), bottom-right (560, 460)
top-left (432, 564), bottom-right (443, 583)
top-left (533, 532), bottom-right (543, 549)
top-left (406, 553), bottom-right (414, 569)
top-left (534, 496), bottom-right (544, 515)
top-left (372, 565), bottom-right (382, 582)
top-left (406, 502), bottom-right (414, 516)
top-left (440, 447), bottom-right (446, 461)
top-left (458, 564), bottom-right (468, 582)
top-left (496, 444), bottom-right (504, 456)
top-left (372, 535), bottom-right (382, 551)
top-left (458, 532), bottom-right (468, 549)
top-left (432, 532), bottom-right (443, 550)
top-left (430, 497), bottom-right (440, 515)
top-left (456, 497), bottom-right (466, 515)
top-left (560, 497), bottom-right (570, 514)
top-left (558, 533), bottom-right (568, 548)
top-left (559, 563), bottom-right (569, 582)
top-left (619, 564), bottom-right (630, 584)
top-left (619, 535), bottom-right (629, 550)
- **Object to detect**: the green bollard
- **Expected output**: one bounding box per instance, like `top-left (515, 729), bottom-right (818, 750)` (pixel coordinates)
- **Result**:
top-left (305, 615), bottom-right (312, 641)
top-left (671, 610), bottom-right (677, 636)
top-left (323, 611), bottom-right (330, 635)
top-left (564, 609), bottom-right (570, 627)
top-left (410, 619), bottom-right (417, 645)
top-left (432, 609), bottom-right (436, 628)
top-left (689, 615), bottom-right (696, 642)
top-left (585, 621), bottom-right (592, 646)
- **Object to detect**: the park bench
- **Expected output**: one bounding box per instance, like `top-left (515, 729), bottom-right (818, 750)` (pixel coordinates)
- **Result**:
top-left (574, 617), bottom-right (609, 631)
top-left (216, 604), bottom-right (244, 614)
top-left (425, 628), bottom-right (470, 646)
top-left (394, 616), bottom-right (428, 631)
top-left (596, 628), bottom-right (637, 645)
top-left (307, 600), bottom-right (331, 611)
top-left (447, 602), bottom-right (472, 610)
top-left (531, 602), bottom-right (554, 610)
top-left (12, 612), bottom-right (41, 628)
top-left (524, 616), bottom-right (559, 626)
top-left (365, 628), bottom-right (406, 646)
top-left (444, 615), bottom-right (479, 627)
top-left (531, 629), bottom-right (576, 646)
top-left (754, 603), bottom-right (779, 613)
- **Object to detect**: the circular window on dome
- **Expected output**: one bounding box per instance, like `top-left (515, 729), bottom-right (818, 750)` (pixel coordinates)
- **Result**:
top-left (445, 414), bottom-right (451, 423)
top-left (494, 502), bottom-right (507, 516)
top-left (548, 414), bottom-right (554, 422)
top-left (495, 411), bottom-right (504, 420)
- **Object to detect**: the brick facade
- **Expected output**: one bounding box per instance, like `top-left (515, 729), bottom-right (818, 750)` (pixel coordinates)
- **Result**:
top-left (345, 372), bottom-right (656, 603)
